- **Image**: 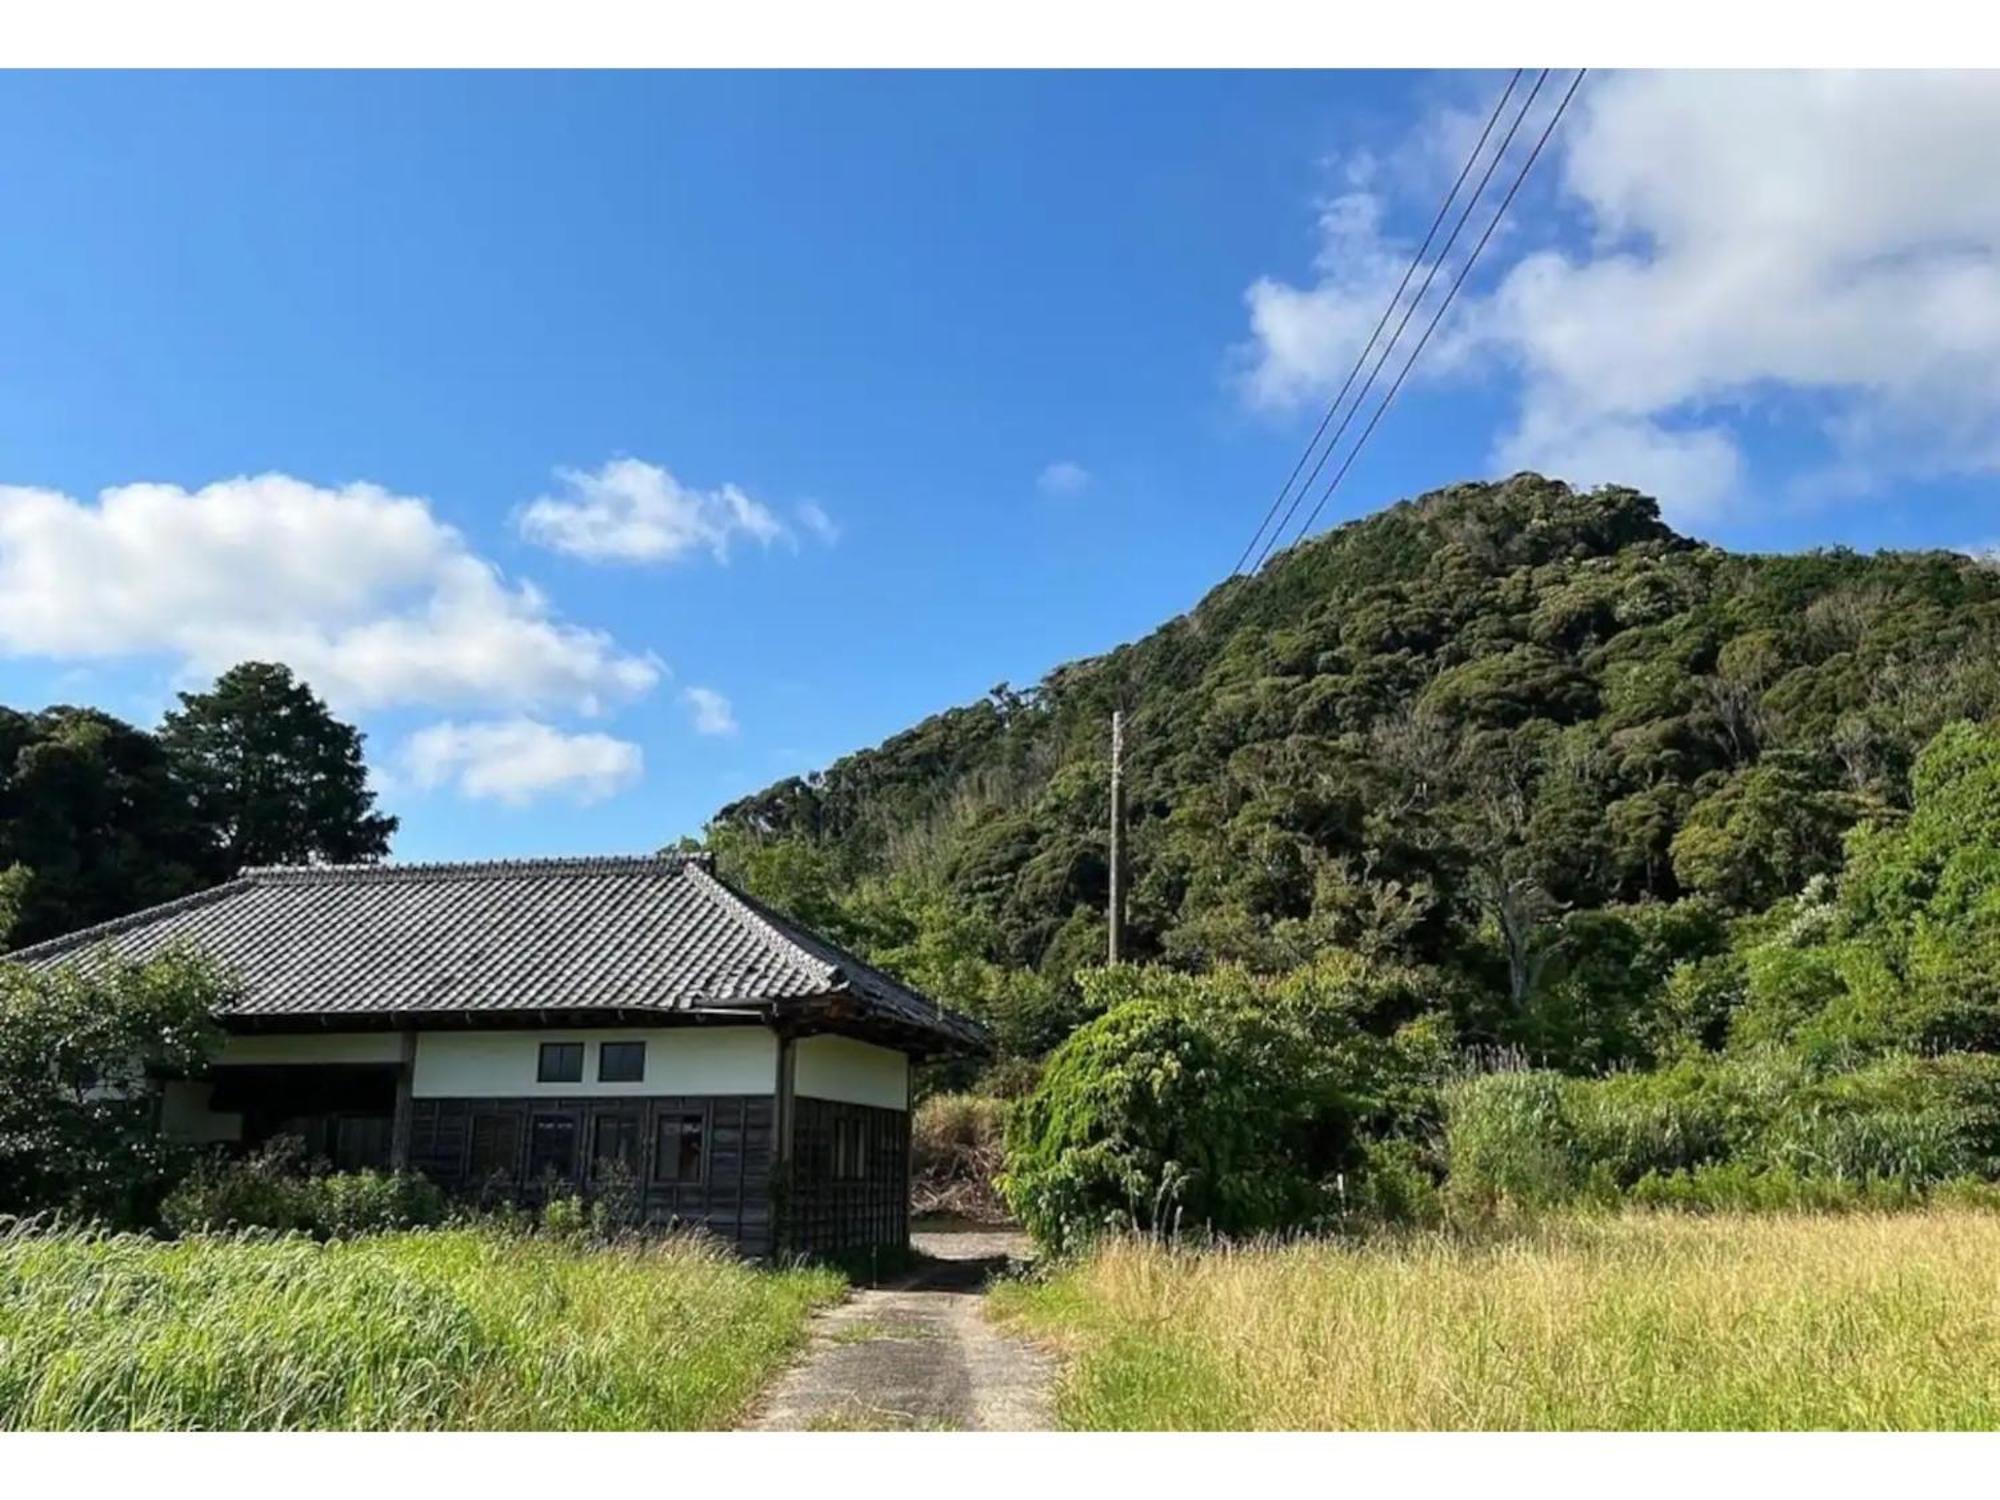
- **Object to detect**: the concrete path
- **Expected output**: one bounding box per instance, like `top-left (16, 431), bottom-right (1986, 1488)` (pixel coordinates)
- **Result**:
top-left (745, 1226), bottom-right (1055, 1431)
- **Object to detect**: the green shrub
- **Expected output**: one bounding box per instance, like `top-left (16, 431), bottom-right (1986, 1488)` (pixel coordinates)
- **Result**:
top-left (1441, 1070), bottom-right (1582, 1212)
top-left (1000, 967), bottom-right (1360, 1252)
top-left (1348, 1138), bottom-right (1445, 1225)
top-left (161, 1139), bottom-right (446, 1238)
top-left (539, 1193), bottom-right (590, 1239)
top-left (1624, 1162), bottom-right (1927, 1213)
top-left (0, 949), bottom-right (226, 1226)
top-left (306, 1169), bottom-right (449, 1239)
top-left (1444, 1050), bottom-right (2000, 1212)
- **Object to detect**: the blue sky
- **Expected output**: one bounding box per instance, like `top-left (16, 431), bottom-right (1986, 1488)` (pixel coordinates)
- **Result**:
top-left (1, 70), bottom-right (1995, 860)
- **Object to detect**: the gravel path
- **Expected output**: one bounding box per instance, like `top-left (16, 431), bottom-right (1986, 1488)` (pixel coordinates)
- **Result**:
top-left (745, 1226), bottom-right (1054, 1431)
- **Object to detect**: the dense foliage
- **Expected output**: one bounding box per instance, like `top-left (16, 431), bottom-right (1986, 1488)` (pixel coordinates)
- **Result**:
top-left (1443, 1051), bottom-right (2000, 1214)
top-left (701, 474), bottom-right (2000, 1233)
top-left (708, 475), bottom-right (2000, 1077)
top-left (0, 661), bottom-right (394, 948)
top-left (160, 662), bottom-right (397, 873)
top-left (0, 951), bottom-right (227, 1225)
top-left (999, 960), bottom-right (1445, 1248)
top-left (161, 1138), bottom-right (448, 1238)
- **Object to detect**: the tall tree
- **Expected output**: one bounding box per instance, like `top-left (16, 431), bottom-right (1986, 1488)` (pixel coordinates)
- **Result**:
top-left (0, 706), bottom-right (213, 947)
top-left (160, 663), bottom-right (397, 874)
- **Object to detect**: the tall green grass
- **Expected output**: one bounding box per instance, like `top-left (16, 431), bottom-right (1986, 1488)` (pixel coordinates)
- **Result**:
top-left (1441, 1051), bottom-right (2000, 1213)
top-left (992, 1212), bottom-right (2000, 1430)
top-left (0, 1223), bottom-right (842, 1430)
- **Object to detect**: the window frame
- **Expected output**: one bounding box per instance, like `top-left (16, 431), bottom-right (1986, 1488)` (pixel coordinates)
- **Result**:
top-left (526, 1111), bottom-right (580, 1185)
top-left (652, 1107), bottom-right (708, 1186)
top-left (537, 1041), bottom-right (584, 1084)
top-left (831, 1114), bottom-right (868, 1182)
top-left (468, 1110), bottom-right (522, 1182)
top-left (589, 1110), bottom-right (644, 1181)
top-left (597, 1040), bottom-right (646, 1084)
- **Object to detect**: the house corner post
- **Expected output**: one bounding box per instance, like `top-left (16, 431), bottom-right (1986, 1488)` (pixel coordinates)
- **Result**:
top-left (389, 1029), bottom-right (417, 1172)
top-left (773, 1026), bottom-right (797, 1257)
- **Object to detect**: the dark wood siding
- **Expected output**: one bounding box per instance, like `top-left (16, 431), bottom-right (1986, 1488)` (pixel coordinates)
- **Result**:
top-left (410, 1093), bottom-right (777, 1258)
top-left (783, 1097), bottom-right (909, 1257)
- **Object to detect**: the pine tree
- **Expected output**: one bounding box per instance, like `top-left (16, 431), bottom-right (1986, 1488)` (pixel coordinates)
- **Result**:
top-left (160, 663), bottom-right (397, 874)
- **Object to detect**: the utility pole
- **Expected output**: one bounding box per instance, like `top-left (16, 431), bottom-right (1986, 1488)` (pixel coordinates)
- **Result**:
top-left (1108, 709), bottom-right (1125, 964)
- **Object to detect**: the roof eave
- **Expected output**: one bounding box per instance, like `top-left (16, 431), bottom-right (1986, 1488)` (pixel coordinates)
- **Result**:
top-left (774, 985), bottom-right (993, 1059)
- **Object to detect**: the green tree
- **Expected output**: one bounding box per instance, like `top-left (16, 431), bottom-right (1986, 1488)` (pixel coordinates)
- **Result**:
top-left (160, 663), bottom-right (396, 874)
top-left (0, 706), bottom-right (213, 947)
top-left (1000, 965), bottom-right (1364, 1250)
top-left (1669, 757), bottom-right (1855, 911)
top-left (705, 474), bottom-right (2000, 1069)
top-left (0, 949), bottom-right (228, 1224)
top-left (1815, 719), bottom-right (2000, 1051)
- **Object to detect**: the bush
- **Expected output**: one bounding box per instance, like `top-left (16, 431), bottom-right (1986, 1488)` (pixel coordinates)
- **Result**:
top-left (1624, 1162), bottom-right (1928, 1213)
top-left (1443, 1050), bottom-right (2000, 1212)
top-left (0, 949), bottom-right (226, 1226)
top-left (1348, 1138), bottom-right (1445, 1225)
top-left (1440, 1070), bottom-right (1583, 1213)
top-left (1000, 966), bottom-right (1361, 1252)
top-left (911, 1092), bottom-right (1010, 1222)
top-left (161, 1139), bottom-right (447, 1238)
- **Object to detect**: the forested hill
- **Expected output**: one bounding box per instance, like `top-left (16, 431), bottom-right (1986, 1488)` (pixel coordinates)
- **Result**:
top-left (708, 474), bottom-right (2000, 1069)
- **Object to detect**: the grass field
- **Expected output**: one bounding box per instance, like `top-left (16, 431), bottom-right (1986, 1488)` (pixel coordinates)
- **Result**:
top-left (0, 1223), bottom-right (843, 1430)
top-left (991, 1211), bottom-right (2000, 1430)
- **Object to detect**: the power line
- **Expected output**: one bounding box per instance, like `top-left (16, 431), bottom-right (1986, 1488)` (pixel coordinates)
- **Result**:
top-left (1279, 69), bottom-right (1587, 552)
top-left (1246, 68), bottom-right (1552, 577)
top-left (1109, 72), bottom-right (1585, 964)
top-left (1228, 69), bottom-right (1526, 578)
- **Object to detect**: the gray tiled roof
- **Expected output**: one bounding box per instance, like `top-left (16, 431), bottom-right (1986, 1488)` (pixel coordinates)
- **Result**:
top-left (6, 855), bottom-right (986, 1052)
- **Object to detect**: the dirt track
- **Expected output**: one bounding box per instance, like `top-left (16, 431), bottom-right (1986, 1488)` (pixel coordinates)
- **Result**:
top-left (744, 1225), bottom-right (1054, 1431)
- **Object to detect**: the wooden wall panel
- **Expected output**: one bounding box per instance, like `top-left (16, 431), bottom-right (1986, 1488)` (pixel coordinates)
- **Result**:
top-left (411, 1093), bottom-right (778, 1258)
top-left (783, 1097), bottom-right (910, 1258)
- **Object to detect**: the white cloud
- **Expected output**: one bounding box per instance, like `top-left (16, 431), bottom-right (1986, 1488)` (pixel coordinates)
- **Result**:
top-left (0, 473), bottom-right (660, 714)
top-left (683, 685), bottom-right (738, 737)
top-left (1037, 460), bottom-right (1092, 497)
top-left (519, 457), bottom-right (814, 564)
top-left (1238, 72), bottom-right (2000, 525)
top-left (795, 500), bottom-right (841, 546)
top-left (401, 718), bottom-right (642, 807)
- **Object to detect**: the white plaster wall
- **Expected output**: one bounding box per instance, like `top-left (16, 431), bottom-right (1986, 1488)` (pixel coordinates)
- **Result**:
top-left (219, 1033), bottom-right (408, 1066)
top-left (794, 1034), bottom-right (910, 1111)
top-left (411, 1027), bottom-right (777, 1099)
top-left (159, 1079), bottom-right (244, 1144)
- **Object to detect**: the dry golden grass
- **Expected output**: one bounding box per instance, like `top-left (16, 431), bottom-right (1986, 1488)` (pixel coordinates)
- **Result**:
top-left (991, 1212), bottom-right (2000, 1430)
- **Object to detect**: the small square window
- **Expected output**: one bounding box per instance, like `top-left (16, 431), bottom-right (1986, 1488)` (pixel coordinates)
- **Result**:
top-left (537, 1041), bottom-right (583, 1084)
top-left (598, 1041), bottom-right (646, 1083)
top-left (655, 1110), bottom-right (706, 1184)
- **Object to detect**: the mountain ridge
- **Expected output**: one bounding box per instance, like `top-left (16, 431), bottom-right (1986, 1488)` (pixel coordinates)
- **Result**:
top-left (706, 472), bottom-right (2000, 1065)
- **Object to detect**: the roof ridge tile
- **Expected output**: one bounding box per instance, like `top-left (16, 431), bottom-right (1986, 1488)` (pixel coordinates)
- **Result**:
top-left (240, 853), bottom-right (712, 884)
top-left (680, 862), bottom-right (842, 990)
